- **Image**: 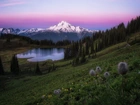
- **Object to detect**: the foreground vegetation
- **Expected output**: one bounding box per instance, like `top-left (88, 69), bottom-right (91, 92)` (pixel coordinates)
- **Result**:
top-left (0, 32), bottom-right (140, 105)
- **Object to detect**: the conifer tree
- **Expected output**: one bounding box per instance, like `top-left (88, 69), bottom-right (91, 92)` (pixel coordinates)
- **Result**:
top-left (80, 47), bottom-right (86, 63)
top-left (79, 40), bottom-right (82, 56)
top-left (90, 40), bottom-right (94, 54)
top-left (64, 48), bottom-right (68, 59)
top-left (0, 56), bottom-right (4, 75)
top-left (72, 56), bottom-right (80, 66)
top-left (35, 62), bottom-right (42, 75)
top-left (95, 42), bottom-right (98, 52)
top-left (10, 55), bottom-right (20, 75)
top-left (85, 42), bottom-right (89, 55)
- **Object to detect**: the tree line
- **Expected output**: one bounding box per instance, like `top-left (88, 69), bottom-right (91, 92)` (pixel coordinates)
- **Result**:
top-left (64, 16), bottom-right (140, 66)
top-left (0, 34), bottom-right (72, 46)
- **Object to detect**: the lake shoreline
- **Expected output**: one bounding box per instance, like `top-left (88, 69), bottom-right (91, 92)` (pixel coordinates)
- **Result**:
top-left (17, 48), bottom-right (65, 62)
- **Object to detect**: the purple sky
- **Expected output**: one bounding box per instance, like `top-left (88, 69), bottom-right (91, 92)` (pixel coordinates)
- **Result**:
top-left (0, 0), bottom-right (140, 30)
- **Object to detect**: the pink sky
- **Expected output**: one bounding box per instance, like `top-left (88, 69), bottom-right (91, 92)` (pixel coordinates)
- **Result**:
top-left (0, 14), bottom-right (136, 30)
top-left (0, 0), bottom-right (140, 30)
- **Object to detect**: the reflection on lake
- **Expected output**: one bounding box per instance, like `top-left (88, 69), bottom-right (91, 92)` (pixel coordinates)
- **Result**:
top-left (17, 48), bottom-right (64, 62)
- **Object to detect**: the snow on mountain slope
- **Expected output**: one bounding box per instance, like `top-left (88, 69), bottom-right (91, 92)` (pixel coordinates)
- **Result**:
top-left (18, 28), bottom-right (45, 34)
top-left (48, 21), bottom-right (74, 32)
top-left (1, 28), bottom-right (16, 34)
top-left (0, 28), bottom-right (3, 34)
top-left (0, 28), bottom-right (3, 31)
top-left (47, 21), bottom-right (93, 33)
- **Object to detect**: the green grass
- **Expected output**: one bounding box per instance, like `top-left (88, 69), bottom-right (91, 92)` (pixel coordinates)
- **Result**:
top-left (0, 47), bottom-right (32, 72)
top-left (0, 33), bottom-right (140, 105)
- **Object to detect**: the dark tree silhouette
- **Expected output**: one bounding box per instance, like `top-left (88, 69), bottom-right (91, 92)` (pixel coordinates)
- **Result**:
top-left (0, 56), bottom-right (4, 75)
top-left (10, 55), bottom-right (20, 75)
top-left (35, 62), bottom-right (42, 75)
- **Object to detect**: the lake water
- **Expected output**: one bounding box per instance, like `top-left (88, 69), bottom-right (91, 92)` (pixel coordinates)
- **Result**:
top-left (17, 48), bottom-right (64, 62)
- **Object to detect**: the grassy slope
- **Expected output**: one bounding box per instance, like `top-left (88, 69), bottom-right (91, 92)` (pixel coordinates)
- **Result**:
top-left (0, 32), bottom-right (140, 105)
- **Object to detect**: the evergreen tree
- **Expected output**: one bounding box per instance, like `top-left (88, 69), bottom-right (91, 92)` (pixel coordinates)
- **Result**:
top-left (79, 40), bottom-right (82, 56)
top-left (64, 48), bottom-right (68, 59)
top-left (75, 56), bottom-right (79, 64)
top-left (80, 48), bottom-right (86, 63)
top-left (126, 16), bottom-right (140, 34)
top-left (85, 42), bottom-right (89, 55)
top-left (64, 48), bottom-right (71, 59)
top-left (80, 54), bottom-right (86, 64)
top-left (95, 42), bottom-right (98, 52)
top-left (71, 42), bottom-right (75, 57)
top-left (90, 40), bottom-right (94, 54)
top-left (72, 56), bottom-right (79, 66)
top-left (10, 55), bottom-right (20, 75)
top-left (35, 62), bottom-right (42, 75)
top-left (0, 56), bottom-right (4, 75)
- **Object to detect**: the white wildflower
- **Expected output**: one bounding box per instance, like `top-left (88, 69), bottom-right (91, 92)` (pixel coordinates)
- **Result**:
top-left (104, 72), bottom-right (110, 78)
top-left (89, 69), bottom-right (96, 76)
top-left (118, 62), bottom-right (128, 75)
top-left (95, 66), bottom-right (102, 73)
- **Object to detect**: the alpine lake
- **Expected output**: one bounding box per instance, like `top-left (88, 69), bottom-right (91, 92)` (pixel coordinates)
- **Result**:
top-left (16, 48), bottom-right (64, 62)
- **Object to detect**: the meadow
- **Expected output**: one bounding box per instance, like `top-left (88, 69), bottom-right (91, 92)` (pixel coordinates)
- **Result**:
top-left (0, 32), bottom-right (140, 105)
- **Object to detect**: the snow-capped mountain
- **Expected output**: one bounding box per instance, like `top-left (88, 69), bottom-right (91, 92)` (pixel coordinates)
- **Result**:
top-left (0, 28), bottom-right (45, 35)
top-left (47, 21), bottom-right (93, 33)
top-left (1, 28), bottom-right (18, 34)
top-left (18, 28), bottom-right (45, 36)
top-left (0, 21), bottom-right (94, 35)
top-left (18, 28), bottom-right (45, 34)
top-left (0, 21), bottom-right (96, 42)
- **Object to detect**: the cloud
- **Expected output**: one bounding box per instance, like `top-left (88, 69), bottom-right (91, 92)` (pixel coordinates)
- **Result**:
top-left (0, 0), bottom-right (26, 7)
